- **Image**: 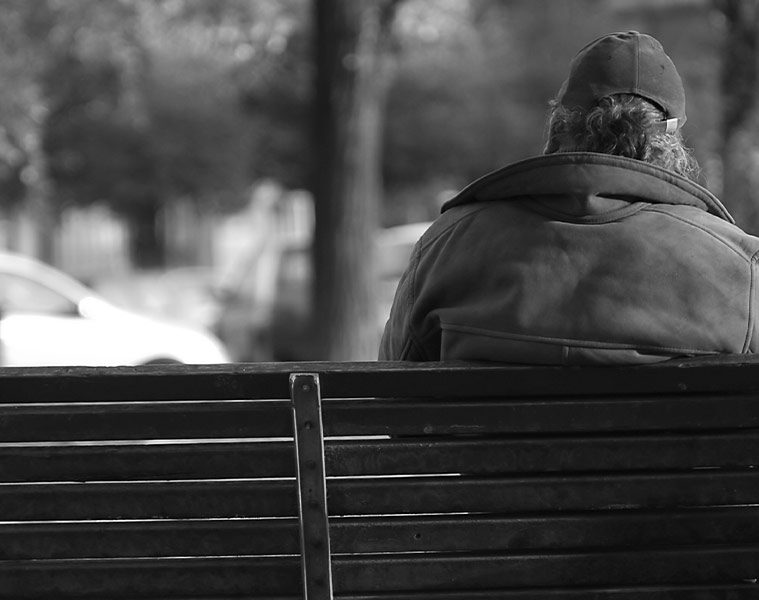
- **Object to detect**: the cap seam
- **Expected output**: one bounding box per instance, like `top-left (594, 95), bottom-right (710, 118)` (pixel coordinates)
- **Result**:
top-left (634, 33), bottom-right (640, 94)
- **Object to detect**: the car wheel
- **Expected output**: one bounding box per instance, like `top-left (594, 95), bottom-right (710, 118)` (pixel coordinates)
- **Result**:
top-left (141, 358), bottom-right (183, 365)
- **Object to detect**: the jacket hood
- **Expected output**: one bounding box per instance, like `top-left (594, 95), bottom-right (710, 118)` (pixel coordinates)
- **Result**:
top-left (442, 153), bottom-right (734, 224)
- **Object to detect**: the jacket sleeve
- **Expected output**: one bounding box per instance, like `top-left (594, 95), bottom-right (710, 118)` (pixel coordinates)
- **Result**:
top-left (378, 243), bottom-right (422, 360)
top-left (749, 253), bottom-right (759, 354)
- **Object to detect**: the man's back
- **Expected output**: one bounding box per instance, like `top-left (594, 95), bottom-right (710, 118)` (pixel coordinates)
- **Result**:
top-left (379, 153), bottom-right (759, 364)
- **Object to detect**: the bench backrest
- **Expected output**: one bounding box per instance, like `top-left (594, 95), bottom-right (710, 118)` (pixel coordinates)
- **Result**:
top-left (2, 357), bottom-right (759, 599)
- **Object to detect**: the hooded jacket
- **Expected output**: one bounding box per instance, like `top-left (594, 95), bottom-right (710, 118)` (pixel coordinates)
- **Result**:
top-left (379, 152), bottom-right (759, 365)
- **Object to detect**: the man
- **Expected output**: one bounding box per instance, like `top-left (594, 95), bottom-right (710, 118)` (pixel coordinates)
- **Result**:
top-left (379, 31), bottom-right (759, 365)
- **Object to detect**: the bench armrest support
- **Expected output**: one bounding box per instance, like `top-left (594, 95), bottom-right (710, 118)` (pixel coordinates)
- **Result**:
top-left (291, 373), bottom-right (334, 600)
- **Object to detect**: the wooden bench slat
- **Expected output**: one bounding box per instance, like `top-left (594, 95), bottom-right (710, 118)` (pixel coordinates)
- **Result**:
top-left (0, 518), bottom-right (300, 560)
top-left (0, 365), bottom-right (293, 402)
top-left (0, 556), bottom-right (302, 597)
top-left (11, 469), bottom-right (743, 522)
top-left (331, 546), bottom-right (759, 592)
top-left (3, 357), bottom-right (759, 401)
top-left (0, 401), bottom-right (292, 442)
top-left (0, 480), bottom-right (298, 520)
top-left (325, 470), bottom-right (759, 515)
top-left (6, 549), bottom-right (758, 597)
top-left (5, 429), bottom-right (759, 484)
top-left (6, 391), bottom-right (759, 441)
top-left (324, 430), bottom-right (759, 475)
top-left (338, 583), bottom-right (759, 600)
top-left (9, 506), bottom-right (759, 562)
top-left (315, 357), bottom-right (759, 398)
top-left (314, 357), bottom-right (759, 399)
top-left (5, 358), bottom-right (759, 403)
top-left (4, 392), bottom-right (759, 443)
top-left (322, 395), bottom-right (759, 435)
top-left (9, 506), bottom-right (759, 561)
top-left (329, 507), bottom-right (759, 553)
top-left (0, 441), bottom-right (295, 482)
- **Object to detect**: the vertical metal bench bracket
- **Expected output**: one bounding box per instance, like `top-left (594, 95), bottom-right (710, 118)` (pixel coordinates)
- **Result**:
top-left (290, 373), bottom-right (333, 600)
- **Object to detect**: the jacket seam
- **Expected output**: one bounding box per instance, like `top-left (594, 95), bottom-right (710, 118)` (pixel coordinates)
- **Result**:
top-left (743, 251), bottom-right (759, 352)
top-left (521, 198), bottom-right (648, 224)
top-left (410, 334), bottom-right (430, 361)
top-left (644, 206), bottom-right (751, 260)
top-left (441, 322), bottom-right (715, 356)
top-left (398, 336), bottom-right (414, 361)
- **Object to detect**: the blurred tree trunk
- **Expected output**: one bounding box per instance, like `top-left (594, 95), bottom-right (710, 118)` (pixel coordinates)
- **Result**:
top-left (24, 122), bottom-right (56, 264)
top-left (717, 0), bottom-right (759, 232)
top-left (312, 0), bottom-right (399, 360)
top-left (127, 202), bottom-right (165, 268)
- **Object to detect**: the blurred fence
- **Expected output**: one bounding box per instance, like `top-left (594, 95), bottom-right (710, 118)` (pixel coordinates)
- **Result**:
top-left (213, 188), bottom-right (314, 274)
top-left (55, 207), bottom-right (131, 282)
top-left (0, 187), bottom-right (315, 284)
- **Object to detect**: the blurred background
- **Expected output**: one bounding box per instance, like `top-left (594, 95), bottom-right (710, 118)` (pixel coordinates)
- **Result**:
top-left (0, 0), bottom-right (756, 365)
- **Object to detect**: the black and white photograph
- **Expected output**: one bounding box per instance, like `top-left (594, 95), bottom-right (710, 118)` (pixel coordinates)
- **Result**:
top-left (1, 0), bottom-right (758, 597)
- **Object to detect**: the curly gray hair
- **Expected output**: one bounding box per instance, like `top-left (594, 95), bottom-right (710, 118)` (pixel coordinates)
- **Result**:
top-left (543, 94), bottom-right (700, 181)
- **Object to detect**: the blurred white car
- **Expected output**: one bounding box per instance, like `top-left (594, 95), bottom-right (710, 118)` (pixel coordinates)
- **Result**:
top-left (0, 251), bottom-right (230, 367)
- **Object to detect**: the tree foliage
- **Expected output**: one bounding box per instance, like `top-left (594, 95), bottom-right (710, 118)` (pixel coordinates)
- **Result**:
top-left (40, 0), bottom-right (298, 264)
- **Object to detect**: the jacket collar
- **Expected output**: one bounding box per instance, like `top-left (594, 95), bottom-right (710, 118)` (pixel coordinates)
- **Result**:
top-left (441, 152), bottom-right (734, 224)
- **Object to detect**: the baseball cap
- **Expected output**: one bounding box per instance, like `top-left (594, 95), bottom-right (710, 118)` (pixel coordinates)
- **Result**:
top-left (556, 31), bottom-right (686, 131)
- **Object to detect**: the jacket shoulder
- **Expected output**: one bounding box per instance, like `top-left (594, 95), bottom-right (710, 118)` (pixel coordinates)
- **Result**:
top-left (644, 204), bottom-right (759, 260)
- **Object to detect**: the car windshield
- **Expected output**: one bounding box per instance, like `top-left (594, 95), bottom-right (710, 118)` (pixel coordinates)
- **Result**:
top-left (0, 272), bottom-right (78, 315)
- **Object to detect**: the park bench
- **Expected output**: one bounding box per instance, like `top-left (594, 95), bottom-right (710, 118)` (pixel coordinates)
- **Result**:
top-left (2, 357), bottom-right (759, 599)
